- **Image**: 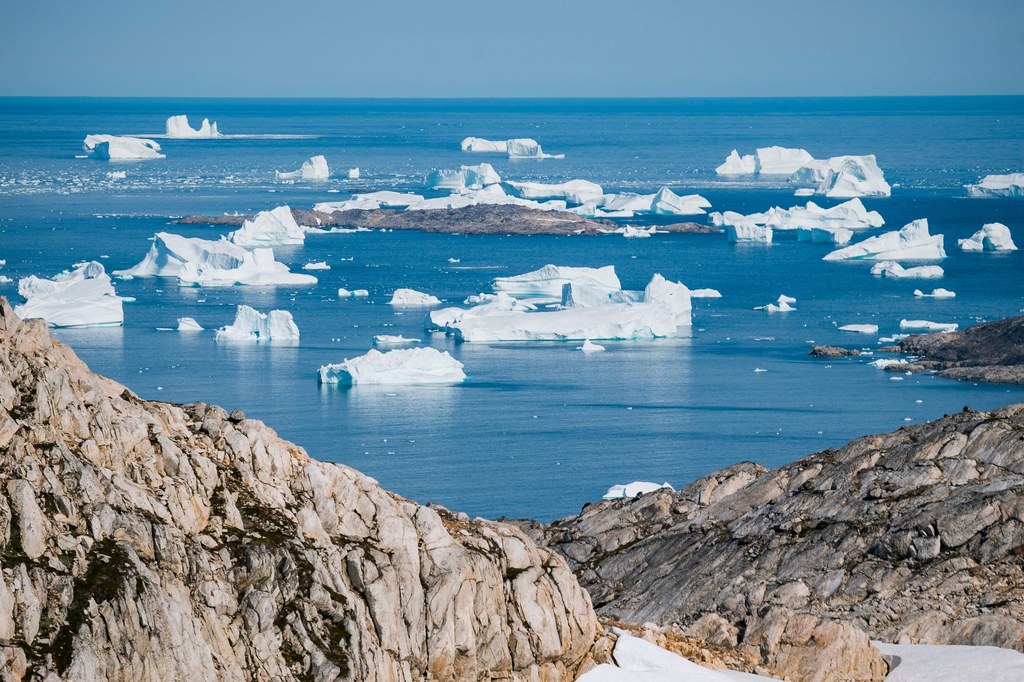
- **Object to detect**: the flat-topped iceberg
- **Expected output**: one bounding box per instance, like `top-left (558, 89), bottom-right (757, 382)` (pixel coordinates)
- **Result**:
top-left (318, 347), bottom-right (466, 385)
top-left (373, 335), bottom-right (420, 345)
top-left (914, 288), bottom-right (956, 298)
top-left (460, 136), bottom-right (564, 159)
top-left (715, 146), bottom-right (813, 175)
top-left (602, 481), bottom-right (673, 500)
top-left (177, 317), bottom-right (204, 331)
top-left (15, 261), bottom-right (124, 328)
top-left (966, 173), bottom-right (1024, 198)
top-left (507, 179), bottom-right (604, 204)
top-left (493, 264), bottom-right (621, 299)
top-left (958, 222), bottom-right (1017, 251)
top-left (899, 319), bottom-right (958, 333)
top-left (229, 205), bottom-right (305, 247)
top-left (83, 134), bottom-right (164, 161)
top-left (165, 115), bottom-right (221, 139)
top-left (424, 163), bottom-right (501, 191)
top-left (823, 219), bottom-right (945, 261)
top-left (839, 324), bottom-right (878, 334)
top-left (711, 198), bottom-right (883, 231)
top-left (276, 155), bottom-right (329, 181)
top-left (216, 305), bottom-right (300, 342)
top-left (460, 137), bottom-right (508, 153)
top-left (870, 261), bottom-right (944, 279)
top-left (303, 261), bottom-right (330, 270)
top-left (389, 288), bottom-right (441, 307)
top-left (726, 223), bottom-right (772, 243)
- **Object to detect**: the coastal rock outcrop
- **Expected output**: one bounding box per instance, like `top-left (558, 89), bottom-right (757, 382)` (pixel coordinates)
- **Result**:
top-left (895, 315), bottom-right (1024, 384)
top-left (0, 298), bottom-right (599, 680)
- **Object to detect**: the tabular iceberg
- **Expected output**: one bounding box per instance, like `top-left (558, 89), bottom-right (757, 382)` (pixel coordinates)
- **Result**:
top-left (373, 335), bottom-right (420, 345)
top-left (165, 115), bottom-right (222, 139)
top-left (726, 223), bottom-right (773, 243)
top-left (460, 137), bottom-right (508, 153)
top-left (460, 137), bottom-right (564, 159)
top-left (966, 173), bottom-right (1024, 198)
top-left (899, 319), bottom-right (958, 333)
top-left (276, 155), bottom-right (329, 181)
top-left (389, 288), bottom-right (442, 307)
top-left (424, 163), bottom-right (501, 191)
top-left (506, 179), bottom-right (604, 204)
top-left (958, 223), bottom-right (1017, 251)
top-left (914, 288), bottom-right (956, 298)
top-left (15, 261), bottom-right (124, 328)
top-left (711, 198), bottom-right (883, 231)
top-left (493, 265), bottom-right (621, 299)
top-left (83, 134), bottom-right (164, 161)
top-left (870, 261), bottom-right (944, 279)
top-left (839, 324), bottom-right (879, 334)
top-left (318, 347), bottom-right (466, 385)
top-left (715, 146), bottom-right (813, 175)
top-left (602, 482), bottom-right (674, 500)
top-left (229, 205), bottom-right (305, 247)
top-left (303, 261), bottom-right (331, 270)
top-left (215, 305), bottom-right (300, 342)
top-left (823, 219), bottom-right (945, 261)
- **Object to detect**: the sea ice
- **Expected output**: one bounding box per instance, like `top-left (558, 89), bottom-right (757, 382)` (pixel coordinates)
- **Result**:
top-left (965, 173), bottom-right (1024, 198)
top-left (958, 222), bottom-right (1017, 251)
top-left (870, 261), bottom-right (945, 279)
top-left (176, 317), bottom-right (203, 331)
top-left (839, 324), bottom-right (879, 334)
top-left (602, 482), bottom-right (673, 500)
top-left (165, 114), bottom-right (222, 139)
top-left (318, 347), bottom-right (466, 385)
top-left (493, 265), bottom-right (621, 299)
top-left (726, 223), bottom-right (773, 243)
top-left (83, 134), bottom-right (164, 161)
top-left (276, 155), bottom-right (329, 181)
top-left (229, 205), bottom-right (305, 246)
top-left (823, 219), bottom-right (945, 261)
top-left (914, 288), bottom-right (956, 298)
top-left (215, 305), bottom-right (300, 342)
top-left (15, 261), bottom-right (124, 328)
top-left (899, 319), bottom-right (958, 333)
top-left (389, 288), bottom-right (442, 307)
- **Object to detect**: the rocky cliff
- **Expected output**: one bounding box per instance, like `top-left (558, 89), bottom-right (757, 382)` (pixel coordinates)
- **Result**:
top-left (0, 297), bottom-right (600, 680)
top-left (527, 405), bottom-right (1024, 681)
top-left (894, 315), bottom-right (1024, 384)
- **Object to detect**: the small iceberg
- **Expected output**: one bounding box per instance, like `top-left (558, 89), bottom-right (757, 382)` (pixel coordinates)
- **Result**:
top-left (83, 134), bottom-right (164, 161)
top-left (373, 335), bottom-right (421, 345)
top-left (276, 155), bottom-right (329, 181)
top-left (338, 288), bottom-right (369, 298)
top-left (726, 223), bottom-right (773, 243)
top-left (824, 219), bottom-right (944, 261)
top-left (507, 179), bottom-right (604, 205)
top-left (15, 261), bottom-right (124, 328)
top-left (958, 223), bottom-right (1017, 252)
top-left (620, 225), bottom-right (654, 239)
top-left (914, 288), bottom-right (956, 299)
top-left (870, 358), bottom-right (908, 369)
top-left (839, 324), bottom-right (879, 334)
top-left (347, 167), bottom-right (360, 179)
top-left (715, 146), bottom-right (813, 176)
top-left (302, 261), bottom-right (331, 271)
top-left (216, 305), bottom-right (300, 342)
top-left (106, 170), bottom-right (127, 180)
top-left (176, 317), bottom-right (204, 331)
top-left (579, 339), bottom-right (606, 353)
top-left (389, 288), bottom-right (442, 307)
top-left (424, 163), bottom-right (501, 191)
top-left (318, 347), bottom-right (466, 385)
top-left (966, 173), bottom-right (1024, 198)
top-left (899, 319), bottom-right (958, 333)
top-left (809, 155), bottom-right (891, 198)
top-left (690, 288), bottom-right (722, 298)
top-left (229, 205), bottom-right (305, 247)
top-left (870, 261), bottom-right (944, 279)
top-left (165, 115), bottom-right (222, 139)
top-left (755, 294), bottom-right (796, 312)
top-left (602, 481), bottom-right (673, 500)
top-left (711, 198), bottom-right (883, 232)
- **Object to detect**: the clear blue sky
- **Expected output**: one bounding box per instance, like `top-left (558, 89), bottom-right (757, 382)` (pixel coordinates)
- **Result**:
top-left (3, 0), bottom-right (1023, 97)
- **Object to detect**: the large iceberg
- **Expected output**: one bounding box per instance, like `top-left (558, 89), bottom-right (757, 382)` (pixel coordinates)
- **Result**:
top-left (576, 189), bottom-right (711, 217)
top-left (715, 146), bottom-right (813, 175)
top-left (229, 206), bottom-right (305, 247)
top-left (823, 219), bottom-right (945, 261)
top-left (602, 482), bottom-right (673, 500)
top-left (115, 233), bottom-right (316, 287)
top-left (389, 288), bottom-right (442, 307)
top-left (460, 136), bottom-right (564, 159)
top-left (318, 347), bottom-right (466, 385)
top-left (83, 134), bottom-right (164, 161)
top-left (714, 149), bottom-right (757, 175)
top-left (812, 155), bottom-right (891, 198)
top-left (870, 261), bottom-right (944, 279)
top-left (711, 198), bottom-right (883, 231)
top-left (460, 137), bottom-right (508, 153)
top-left (507, 179), bottom-right (604, 204)
top-left (958, 222), bottom-right (1017, 252)
top-left (966, 173), bottom-right (1024, 198)
top-left (165, 115), bottom-right (222, 139)
top-left (215, 305), bottom-right (300, 342)
top-left (15, 261), bottom-right (124, 328)
top-left (276, 155), bottom-right (329, 181)
top-left (424, 163), bottom-right (501, 191)
top-left (726, 224), bottom-right (773, 243)
top-left (492, 265), bottom-right (621, 299)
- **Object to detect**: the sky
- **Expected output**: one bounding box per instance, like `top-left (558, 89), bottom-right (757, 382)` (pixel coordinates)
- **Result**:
top-left (3, 0), bottom-right (1023, 98)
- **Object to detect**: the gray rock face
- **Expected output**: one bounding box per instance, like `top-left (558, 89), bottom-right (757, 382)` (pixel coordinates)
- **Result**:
top-left (809, 345), bottom-right (860, 358)
top-left (0, 298), bottom-right (599, 680)
top-left (533, 406), bottom-right (1024, 680)
top-left (897, 315), bottom-right (1024, 384)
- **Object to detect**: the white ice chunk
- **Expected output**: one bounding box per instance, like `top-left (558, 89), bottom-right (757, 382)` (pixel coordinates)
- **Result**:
top-left (715, 149), bottom-right (757, 175)
top-left (899, 319), bottom-right (958, 333)
top-left (506, 138), bottom-right (564, 159)
top-left (347, 167), bottom-right (360, 179)
top-left (958, 222), bottom-right (1017, 251)
top-left (425, 163), bottom-right (501, 190)
top-left (712, 198), bottom-right (883, 232)
top-left (319, 347), bottom-right (465, 385)
top-left (813, 155), bottom-right (891, 198)
top-left (824, 219), bottom-right (945, 261)
top-left (176, 317), bottom-right (203, 331)
top-left (493, 264), bottom-right (621, 299)
top-left (839, 324), bottom-right (879, 334)
top-left (389, 288), bottom-right (442, 307)
top-left (651, 188), bottom-right (712, 215)
top-left (276, 155), bottom-right (329, 181)
top-left (869, 358), bottom-right (908, 369)
top-left (755, 146), bottom-right (815, 175)
top-left (229, 205), bottom-right (305, 247)
top-left (302, 261), bottom-right (331, 270)
top-left (506, 179), bottom-right (604, 205)
top-left (15, 261), bottom-right (124, 328)
top-left (870, 261), bottom-right (944, 279)
top-left (621, 225), bottom-right (654, 238)
top-left (755, 295), bottom-right (796, 312)
top-left (165, 115), bottom-right (221, 139)
top-left (338, 288), bottom-right (369, 298)
top-left (690, 288), bottom-right (722, 298)
top-left (106, 170), bottom-right (127, 180)
top-left (215, 304), bottom-right (299, 342)
top-left (966, 173), bottom-right (1024, 198)
top-left (373, 335), bottom-right (421, 345)
top-left (580, 339), bottom-right (605, 353)
top-left (797, 226), bottom-right (853, 245)
top-left (83, 134), bottom-right (164, 161)
top-left (460, 137), bottom-right (508, 153)
top-left (726, 223), bottom-right (773, 243)
top-left (602, 482), bottom-right (673, 500)
top-left (914, 288), bottom-right (956, 298)
top-left (873, 641), bottom-right (1024, 682)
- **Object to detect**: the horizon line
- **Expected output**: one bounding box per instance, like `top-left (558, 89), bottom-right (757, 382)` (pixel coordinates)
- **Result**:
top-left (2, 94), bottom-right (1023, 101)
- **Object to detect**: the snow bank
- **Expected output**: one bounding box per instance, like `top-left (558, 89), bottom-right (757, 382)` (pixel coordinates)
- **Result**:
top-left (870, 261), bottom-right (944, 279)
top-left (874, 641), bottom-right (1024, 682)
top-left (958, 222), bottom-right (1017, 252)
top-left (493, 265), bottom-right (621, 299)
top-left (229, 205), bottom-right (305, 247)
top-left (424, 163), bottom-right (501, 191)
top-left (215, 305), bottom-right (299, 342)
top-left (839, 324), bottom-right (878, 334)
top-left (507, 179), bottom-right (604, 204)
top-left (914, 288), bottom-right (956, 298)
top-left (966, 173), bottom-right (1024, 198)
top-left (899, 319), bottom-right (958, 333)
top-left (176, 317), bottom-right (203, 331)
top-left (824, 219), bottom-right (945, 261)
top-left (276, 155), bottom-right (329, 181)
top-left (726, 224), bottom-right (773, 243)
top-left (389, 288), bottom-right (442, 307)
top-left (460, 137), bottom-right (508, 153)
top-left (603, 482), bottom-right (673, 500)
top-left (318, 347), bottom-right (466, 385)
top-left (83, 134), bottom-right (164, 161)
top-left (165, 115), bottom-right (221, 139)
top-left (15, 261), bottom-right (124, 328)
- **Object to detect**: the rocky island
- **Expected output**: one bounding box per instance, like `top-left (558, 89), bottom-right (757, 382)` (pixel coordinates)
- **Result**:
top-left (892, 315), bottom-right (1024, 385)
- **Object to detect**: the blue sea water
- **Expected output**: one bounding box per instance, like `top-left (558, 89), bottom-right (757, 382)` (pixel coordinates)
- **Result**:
top-left (1, 96), bottom-right (1023, 521)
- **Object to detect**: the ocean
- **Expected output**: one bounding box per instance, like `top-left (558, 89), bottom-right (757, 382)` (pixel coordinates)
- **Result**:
top-left (1, 96), bottom-right (1023, 521)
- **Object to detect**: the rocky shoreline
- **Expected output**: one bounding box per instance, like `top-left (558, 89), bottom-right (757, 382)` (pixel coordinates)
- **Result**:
top-left (892, 316), bottom-right (1024, 385)
top-left (177, 204), bottom-right (720, 236)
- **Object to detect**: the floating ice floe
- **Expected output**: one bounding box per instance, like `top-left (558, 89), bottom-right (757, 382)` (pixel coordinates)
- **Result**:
top-left (914, 288), bottom-right (956, 298)
top-left (755, 294), bottom-right (796, 312)
top-left (839, 324), bottom-right (879, 334)
top-left (870, 261), bottom-right (945, 279)
top-left (579, 339), bottom-right (605, 353)
top-left (824, 219), bottom-right (945, 261)
top-left (373, 335), bottom-right (421, 345)
top-left (966, 173), bottom-right (1024, 198)
top-left (424, 163), bottom-right (501, 191)
top-left (899, 319), bottom-right (958, 333)
top-left (389, 288), bottom-right (442, 307)
top-left (958, 222), bottom-right (1017, 252)
top-left (106, 170), bottom-right (127, 180)
top-left (726, 223), bottom-right (772, 243)
top-left (715, 146), bottom-right (813, 175)
top-left (276, 155), bottom-right (329, 181)
top-left (302, 261), bottom-right (331, 270)
top-left (318, 347), bottom-right (466, 385)
top-left (215, 305), bottom-right (300, 342)
top-left (460, 136), bottom-right (564, 159)
top-left (115, 232), bottom-right (316, 287)
top-left (338, 288), bottom-right (369, 298)
top-left (176, 317), bottom-right (203, 331)
top-left (83, 134), bottom-right (164, 161)
top-left (507, 179), bottom-right (604, 204)
top-left (229, 205), bottom-right (305, 247)
top-left (602, 482), bottom-right (673, 500)
top-left (15, 261), bottom-right (125, 328)
top-left (165, 115), bottom-right (222, 139)
top-left (493, 264), bottom-right (621, 299)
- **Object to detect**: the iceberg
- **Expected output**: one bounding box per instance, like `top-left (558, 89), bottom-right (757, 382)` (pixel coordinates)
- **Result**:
top-left (966, 173), bottom-right (1024, 198)
top-left (493, 265), bottom-right (621, 299)
top-left (725, 223), bottom-right (773, 243)
top-left (318, 347), bottom-right (466, 385)
top-left (590, 189), bottom-right (711, 216)
top-left (83, 134), bottom-right (164, 161)
top-left (603, 481), bottom-right (673, 500)
top-left (373, 335), bottom-right (420, 345)
top-left (176, 317), bottom-right (203, 331)
top-left (755, 294), bottom-right (796, 312)
top-left (620, 225), bottom-right (654, 238)
top-left (715, 149), bottom-right (757, 175)
top-left (715, 146), bottom-right (813, 175)
top-left (711, 198), bottom-right (883, 231)
top-left (338, 288), bottom-right (369, 298)
top-left (958, 222), bottom-right (1017, 252)
top-left (276, 155), bottom-right (329, 181)
top-left (106, 170), bottom-right (126, 180)
top-left (870, 358), bottom-right (908, 369)
top-left (797, 226), bottom-right (853, 245)
top-left (14, 261), bottom-right (124, 328)
top-left (229, 205), bottom-right (305, 247)
top-left (389, 288), bottom-right (441, 307)
top-left (870, 261), bottom-right (944, 279)
top-left (899, 319), bottom-right (958, 333)
top-left (813, 155), bottom-right (891, 198)
top-left (690, 288), bottom-right (722, 298)
top-left (165, 115), bottom-right (221, 139)
top-left (347, 167), bottom-right (360, 179)
top-left (424, 163), bottom-right (501, 191)
top-left (579, 339), bottom-right (605, 353)
top-left (506, 138), bottom-right (564, 159)
top-left (215, 305), bottom-right (300, 342)
top-left (914, 288), bottom-right (956, 298)
top-left (839, 324), bottom-right (878, 334)
top-left (650, 188), bottom-right (712, 215)
top-left (460, 137), bottom-right (508, 153)
top-left (506, 179), bottom-right (604, 205)
top-left (823, 219), bottom-right (945, 261)
top-left (302, 261), bottom-right (331, 270)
